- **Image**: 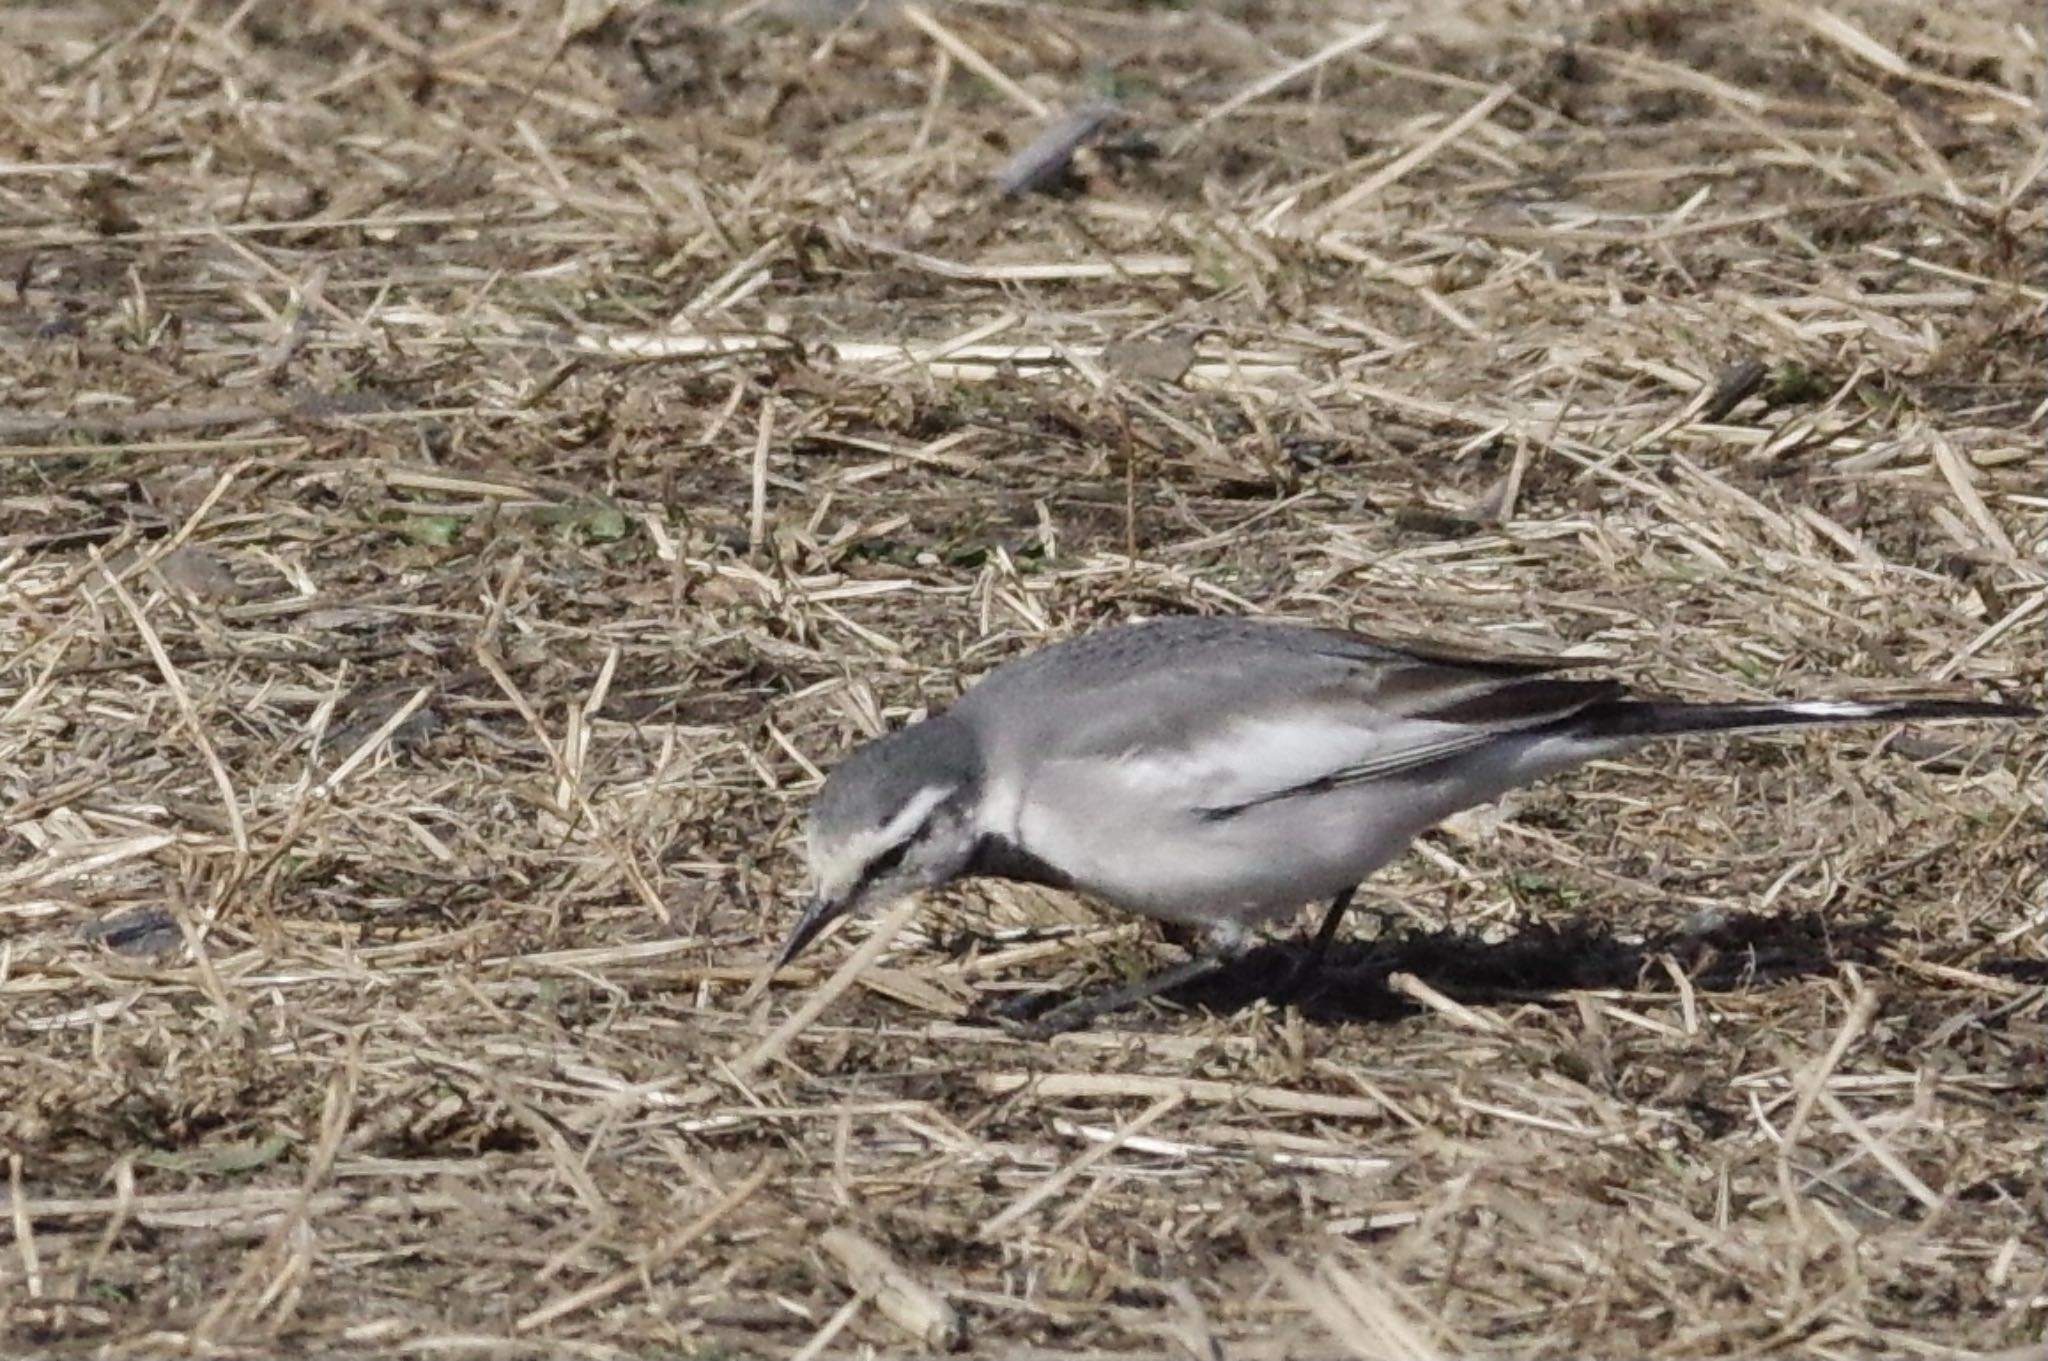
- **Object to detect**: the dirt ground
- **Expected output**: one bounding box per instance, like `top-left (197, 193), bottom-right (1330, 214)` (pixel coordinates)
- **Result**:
top-left (2, 0), bottom-right (2045, 1356)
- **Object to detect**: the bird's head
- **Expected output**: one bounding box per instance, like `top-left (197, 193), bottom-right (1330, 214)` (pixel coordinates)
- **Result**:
top-left (775, 715), bottom-right (983, 967)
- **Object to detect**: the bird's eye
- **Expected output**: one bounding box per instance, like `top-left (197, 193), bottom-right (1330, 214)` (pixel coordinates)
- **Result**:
top-left (865, 839), bottom-right (911, 879)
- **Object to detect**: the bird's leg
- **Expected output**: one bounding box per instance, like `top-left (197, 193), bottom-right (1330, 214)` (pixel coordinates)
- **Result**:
top-left (1280, 886), bottom-right (1357, 995)
top-left (1009, 923), bottom-right (1253, 1039)
top-left (1016, 953), bottom-right (1231, 1038)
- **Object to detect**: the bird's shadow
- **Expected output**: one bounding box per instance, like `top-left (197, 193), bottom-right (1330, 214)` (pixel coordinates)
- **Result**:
top-left (1010, 908), bottom-right (2012, 1029)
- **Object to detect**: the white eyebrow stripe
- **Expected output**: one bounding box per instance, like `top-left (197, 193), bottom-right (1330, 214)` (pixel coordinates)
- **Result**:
top-left (808, 783), bottom-right (959, 903)
top-left (873, 783), bottom-right (958, 851)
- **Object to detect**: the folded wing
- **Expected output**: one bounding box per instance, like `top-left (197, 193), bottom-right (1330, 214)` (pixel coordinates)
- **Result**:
top-left (994, 631), bottom-right (1625, 819)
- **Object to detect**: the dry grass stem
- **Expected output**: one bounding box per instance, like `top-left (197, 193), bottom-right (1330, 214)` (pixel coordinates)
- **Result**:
top-left (2, 0), bottom-right (2043, 1354)
top-left (817, 1225), bottom-right (968, 1352)
top-left (733, 892), bottom-right (923, 1079)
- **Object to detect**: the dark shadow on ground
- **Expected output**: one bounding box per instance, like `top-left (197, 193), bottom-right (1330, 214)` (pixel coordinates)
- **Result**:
top-left (1220, 908), bottom-right (1909, 1025)
top-left (1981, 958), bottom-right (2048, 986)
top-left (989, 908), bottom-right (1917, 1030)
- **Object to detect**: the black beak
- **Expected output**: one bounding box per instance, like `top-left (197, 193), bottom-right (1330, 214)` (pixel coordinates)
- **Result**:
top-left (773, 893), bottom-right (850, 969)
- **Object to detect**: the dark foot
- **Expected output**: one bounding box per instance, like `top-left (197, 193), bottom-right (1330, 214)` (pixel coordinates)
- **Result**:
top-left (1278, 887), bottom-right (1359, 999)
top-left (977, 988), bottom-right (1056, 1026)
top-left (1002, 952), bottom-right (1233, 1039)
top-left (1275, 955), bottom-right (1322, 1002)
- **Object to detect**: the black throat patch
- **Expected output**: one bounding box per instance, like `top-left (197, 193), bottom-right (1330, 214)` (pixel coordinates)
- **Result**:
top-left (964, 834), bottom-right (1072, 890)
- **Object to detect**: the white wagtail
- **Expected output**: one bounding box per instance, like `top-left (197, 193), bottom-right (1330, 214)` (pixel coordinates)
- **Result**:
top-left (773, 616), bottom-right (2035, 1034)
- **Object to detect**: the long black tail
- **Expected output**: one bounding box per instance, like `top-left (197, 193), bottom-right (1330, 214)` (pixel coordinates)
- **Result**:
top-left (1577, 695), bottom-right (2038, 743)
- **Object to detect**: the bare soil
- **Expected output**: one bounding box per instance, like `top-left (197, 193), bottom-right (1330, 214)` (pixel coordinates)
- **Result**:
top-left (2, 1), bottom-right (2045, 1356)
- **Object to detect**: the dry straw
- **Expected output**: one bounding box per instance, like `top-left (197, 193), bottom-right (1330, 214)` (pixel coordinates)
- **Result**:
top-left (1, 0), bottom-right (2043, 1356)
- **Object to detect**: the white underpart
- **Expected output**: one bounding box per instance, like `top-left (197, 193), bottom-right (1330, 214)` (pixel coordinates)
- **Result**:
top-left (810, 782), bottom-right (958, 902)
top-left (976, 695), bottom-right (1964, 934)
top-left (975, 709), bottom-right (1448, 849)
top-left (998, 711), bottom-right (1555, 930)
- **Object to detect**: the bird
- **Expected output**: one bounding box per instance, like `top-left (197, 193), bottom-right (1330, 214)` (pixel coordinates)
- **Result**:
top-left (771, 615), bottom-right (2036, 1035)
